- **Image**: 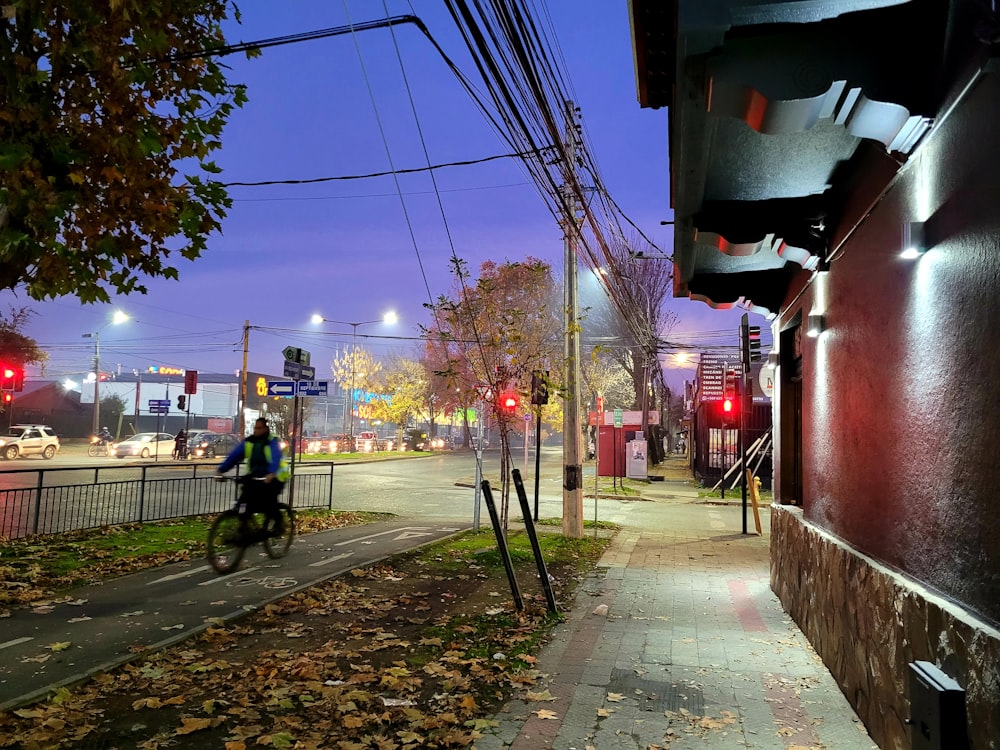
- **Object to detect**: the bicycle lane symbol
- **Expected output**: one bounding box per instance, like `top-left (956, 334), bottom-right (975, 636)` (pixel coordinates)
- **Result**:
top-left (227, 575), bottom-right (298, 590)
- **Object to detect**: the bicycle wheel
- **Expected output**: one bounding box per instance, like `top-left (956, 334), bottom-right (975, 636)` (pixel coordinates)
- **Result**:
top-left (87, 443), bottom-right (100, 457)
top-left (207, 510), bottom-right (246, 574)
top-left (264, 504), bottom-right (295, 559)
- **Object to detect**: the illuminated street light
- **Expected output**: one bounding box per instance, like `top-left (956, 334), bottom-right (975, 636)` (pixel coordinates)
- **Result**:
top-left (82, 311), bottom-right (129, 437)
top-left (311, 311), bottom-right (397, 443)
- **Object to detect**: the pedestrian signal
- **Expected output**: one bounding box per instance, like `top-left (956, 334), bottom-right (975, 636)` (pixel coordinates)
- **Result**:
top-left (177, 394), bottom-right (186, 410)
top-left (500, 393), bottom-right (519, 414)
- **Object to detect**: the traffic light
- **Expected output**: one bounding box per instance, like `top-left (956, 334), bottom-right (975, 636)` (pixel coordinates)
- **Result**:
top-left (2, 392), bottom-right (12, 405)
top-left (177, 394), bottom-right (186, 410)
top-left (0, 366), bottom-right (13, 390)
top-left (500, 392), bottom-right (519, 415)
top-left (12, 366), bottom-right (24, 391)
top-left (741, 317), bottom-right (763, 367)
top-left (722, 369), bottom-right (738, 425)
top-left (530, 370), bottom-right (549, 405)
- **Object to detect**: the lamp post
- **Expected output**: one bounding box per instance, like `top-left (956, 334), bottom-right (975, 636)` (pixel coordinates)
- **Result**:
top-left (311, 311), bottom-right (397, 444)
top-left (82, 310), bottom-right (129, 437)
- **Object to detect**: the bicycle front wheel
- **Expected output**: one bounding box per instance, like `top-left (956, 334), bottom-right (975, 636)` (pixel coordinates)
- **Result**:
top-left (264, 504), bottom-right (296, 559)
top-left (207, 510), bottom-right (246, 574)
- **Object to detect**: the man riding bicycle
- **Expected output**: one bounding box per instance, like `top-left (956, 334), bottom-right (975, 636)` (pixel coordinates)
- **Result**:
top-left (216, 418), bottom-right (289, 535)
top-left (98, 426), bottom-right (113, 444)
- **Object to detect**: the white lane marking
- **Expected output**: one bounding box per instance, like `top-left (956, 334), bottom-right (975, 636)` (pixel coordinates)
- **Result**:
top-left (708, 509), bottom-right (726, 530)
top-left (309, 552), bottom-right (355, 568)
top-left (394, 530), bottom-right (435, 540)
top-left (0, 637), bottom-right (33, 650)
top-left (198, 567), bottom-right (260, 585)
top-left (333, 527), bottom-right (432, 547)
top-left (148, 565), bottom-right (213, 585)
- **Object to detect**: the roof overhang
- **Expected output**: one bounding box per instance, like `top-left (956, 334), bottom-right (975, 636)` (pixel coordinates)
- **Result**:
top-left (630, 0), bottom-right (967, 314)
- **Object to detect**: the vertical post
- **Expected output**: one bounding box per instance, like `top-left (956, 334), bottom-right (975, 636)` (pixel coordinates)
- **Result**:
top-left (473, 398), bottom-right (484, 530)
top-left (562, 99), bottom-right (584, 539)
top-left (533, 408), bottom-right (542, 522)
top-left (133, 372), bottom-right (141, 431)
top-left (513, 469), bottom-right (558, 613)
top-left (349, 326), bottom-right (357, 441)
top-left (289, 393), bottom-right (298, 507)
top-left (740, 313), bottom-right (749, 535)
top-left (481, 480), bottom-right (523, 611)
top-left (239, 320), bottom-right (249, 437)
top-left (92, 331), bottom-right (100, 437)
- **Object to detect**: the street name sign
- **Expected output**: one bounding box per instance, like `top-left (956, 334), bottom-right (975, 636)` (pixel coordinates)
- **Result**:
top-left (148, 399), bottom-right (170, 414)
top-left (267, 381), bottom-right (296, 397)
top-left (283, 361), bottom-right (316, 380)
top-left (297, 380), bottom-right (329, 397)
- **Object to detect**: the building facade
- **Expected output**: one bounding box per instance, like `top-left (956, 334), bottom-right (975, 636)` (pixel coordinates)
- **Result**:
top-left (630, 1), bottom-right (1000, 746)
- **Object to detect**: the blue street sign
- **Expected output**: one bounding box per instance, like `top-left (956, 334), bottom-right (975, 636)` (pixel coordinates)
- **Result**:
top-left (283, 360), bottom-right (317, 380)
top-left (148, 399), bottom-right (170, 414)
top-left (297, 380), bottom-right (329, 397)
top-left (267, 381), bottom-right (296, 397)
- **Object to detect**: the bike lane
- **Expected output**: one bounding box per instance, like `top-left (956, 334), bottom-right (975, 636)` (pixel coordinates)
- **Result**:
top-left (0, 519), bottom-right (468, 710)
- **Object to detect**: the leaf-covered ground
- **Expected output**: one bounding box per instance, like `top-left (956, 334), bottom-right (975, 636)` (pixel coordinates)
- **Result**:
top-left (0, 528), bottom-right (612, 749)
top-left (0, 511), bottom-right (383, 615)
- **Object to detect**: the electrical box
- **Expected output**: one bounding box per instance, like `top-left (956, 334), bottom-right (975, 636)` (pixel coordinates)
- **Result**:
top-left (908, 661), bottom-right (968, 750)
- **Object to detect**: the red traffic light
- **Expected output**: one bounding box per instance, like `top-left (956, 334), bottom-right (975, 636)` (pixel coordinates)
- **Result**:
top-left (500, 393), bottom-right (519, 412)
top-left (722, 398), bottom-right (733, 413)
top-left (2, 368), bottom-right (13, 379)
top-left (2, 393), bottom-right (12, 404)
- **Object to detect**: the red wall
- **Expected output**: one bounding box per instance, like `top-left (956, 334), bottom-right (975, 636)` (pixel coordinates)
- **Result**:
top-left (774, 74), bottom-right (1000, 627)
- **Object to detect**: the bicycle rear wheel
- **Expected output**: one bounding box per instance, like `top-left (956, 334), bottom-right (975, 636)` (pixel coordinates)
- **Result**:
top-left (207, 510), bottom-right (246, 573)
top-left (264, 503), bottom-right (295, 559)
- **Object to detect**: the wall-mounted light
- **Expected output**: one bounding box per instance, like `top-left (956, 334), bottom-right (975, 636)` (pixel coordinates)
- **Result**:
top-left (806, 314), bottom-right (825, 338)
top-left (900, 221), bottom-right (926, 259)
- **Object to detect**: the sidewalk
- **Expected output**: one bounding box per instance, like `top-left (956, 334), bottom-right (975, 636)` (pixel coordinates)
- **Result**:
top-left (480, 456), bottom-right (878, 749)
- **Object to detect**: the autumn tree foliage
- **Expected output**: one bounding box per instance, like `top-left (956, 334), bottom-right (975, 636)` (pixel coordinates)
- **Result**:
top-left (424, 257), bottom-right (561, 527)
top-left (0, 0), bottom-right (248, 302)
top-left (367, 356), bottom-right (431, 449)
top-left (0, 305), bottom-right (46, 368)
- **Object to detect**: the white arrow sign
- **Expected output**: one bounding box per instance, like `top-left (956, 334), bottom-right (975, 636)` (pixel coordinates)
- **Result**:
top-left (267, 381), bottom-right (296, 397)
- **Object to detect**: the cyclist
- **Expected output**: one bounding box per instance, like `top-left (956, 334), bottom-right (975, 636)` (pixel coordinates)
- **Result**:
top-left (98, 426), bottom-right (113, 444)
top-left (215, 418), bottom-right (289, 534)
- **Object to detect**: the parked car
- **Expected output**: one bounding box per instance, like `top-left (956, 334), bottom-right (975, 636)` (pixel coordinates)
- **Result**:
top-left (0, 424), bottom-right (60, 460)
top-left (114, 432), bottom-right (175, 459)
top-left (189, 432), bottom-right (239, 459)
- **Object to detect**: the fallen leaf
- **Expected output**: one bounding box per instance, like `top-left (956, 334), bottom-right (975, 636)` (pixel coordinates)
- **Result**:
top-left (526, 689), bottom-right (557, 702)
top-left (48, 641), bottom-right (71, 651)
top-left (534, 709), bottom-right (559, 720)
top-left (175, 717), bottom-right (212, 735)
top-left (606, 692), bottom-right (625, 702)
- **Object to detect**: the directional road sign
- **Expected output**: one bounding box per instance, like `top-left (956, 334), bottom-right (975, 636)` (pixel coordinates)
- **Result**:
top-left (148, 399), bottom-right (170, 414)
top-left (267, 381), bottom-right (296, 397)
top-left (297, 380), bottom-right (329, 397)
top-left (282, 346), bottom-right (311, 366)
top-left (283, 360), bottom-right (316, 380)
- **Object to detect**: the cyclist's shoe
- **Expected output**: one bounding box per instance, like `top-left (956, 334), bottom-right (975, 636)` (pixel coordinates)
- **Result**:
top-left (269, 523), bottom-right (286, 537)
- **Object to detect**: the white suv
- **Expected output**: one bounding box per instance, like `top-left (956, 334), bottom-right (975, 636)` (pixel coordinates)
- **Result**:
top-left (0, 425), bottom-right (61, 460)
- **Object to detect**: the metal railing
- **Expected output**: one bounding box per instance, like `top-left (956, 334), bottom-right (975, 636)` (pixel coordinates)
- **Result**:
top-left (0, 462), bottom-right (335, 540)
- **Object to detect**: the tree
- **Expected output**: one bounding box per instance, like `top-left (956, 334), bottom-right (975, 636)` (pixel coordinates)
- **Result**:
top-left (0, 1), bottom-right (248, 302)
top-left (0, 306), bottom-right (47, 369)
top-left (425, 257), bottom-right (562, 529)
top-left (327, 345), bottom-right (383, 434)
top-left (367, 356), bottom-right (430, 450)
top-left (100, 393), bottom-right (127, 431)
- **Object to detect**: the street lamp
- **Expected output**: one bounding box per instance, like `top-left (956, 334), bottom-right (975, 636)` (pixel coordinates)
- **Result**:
top-left (311, 311), bottom-right (397, 442)
top-left (82, 310), bottom-right (129, 436)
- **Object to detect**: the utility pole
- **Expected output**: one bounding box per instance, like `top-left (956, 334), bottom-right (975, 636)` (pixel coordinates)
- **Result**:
top-left (239, 320), bottom-right (249, 437)
top-left (562, 100), bottom-right (584, 539)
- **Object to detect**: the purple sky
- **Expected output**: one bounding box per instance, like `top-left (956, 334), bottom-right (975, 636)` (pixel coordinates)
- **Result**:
top-left (2, 1), bottom-right (759, 392)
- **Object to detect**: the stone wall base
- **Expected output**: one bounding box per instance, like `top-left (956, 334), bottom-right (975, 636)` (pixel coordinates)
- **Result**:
top-left (770, 505), bottom-right (1000, 750)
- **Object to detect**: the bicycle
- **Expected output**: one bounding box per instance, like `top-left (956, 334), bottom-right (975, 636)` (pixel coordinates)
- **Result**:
top-left (206, 476), bottom-right (296, 574)
top-left (88, 438), bottom-right (113, 457)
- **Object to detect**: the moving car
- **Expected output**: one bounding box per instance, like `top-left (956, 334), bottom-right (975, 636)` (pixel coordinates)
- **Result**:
top-left (113, 432), bottom-right (175, 459)
top-left (0, 425), bottom-right (60, 460)
top-left (189, 432), bottom-right (239, 459)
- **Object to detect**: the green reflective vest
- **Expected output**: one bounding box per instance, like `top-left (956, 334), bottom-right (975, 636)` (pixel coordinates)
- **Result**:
top-left (243, 439), bottom-right (290, 482)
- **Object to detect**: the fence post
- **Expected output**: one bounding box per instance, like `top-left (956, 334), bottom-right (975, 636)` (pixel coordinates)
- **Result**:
top-left (138, 465), bottom-right (147, 522)
top-left (31, 469), bottom-right (44, 535)
top-left (328, 463), bottom-right (334, 509)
